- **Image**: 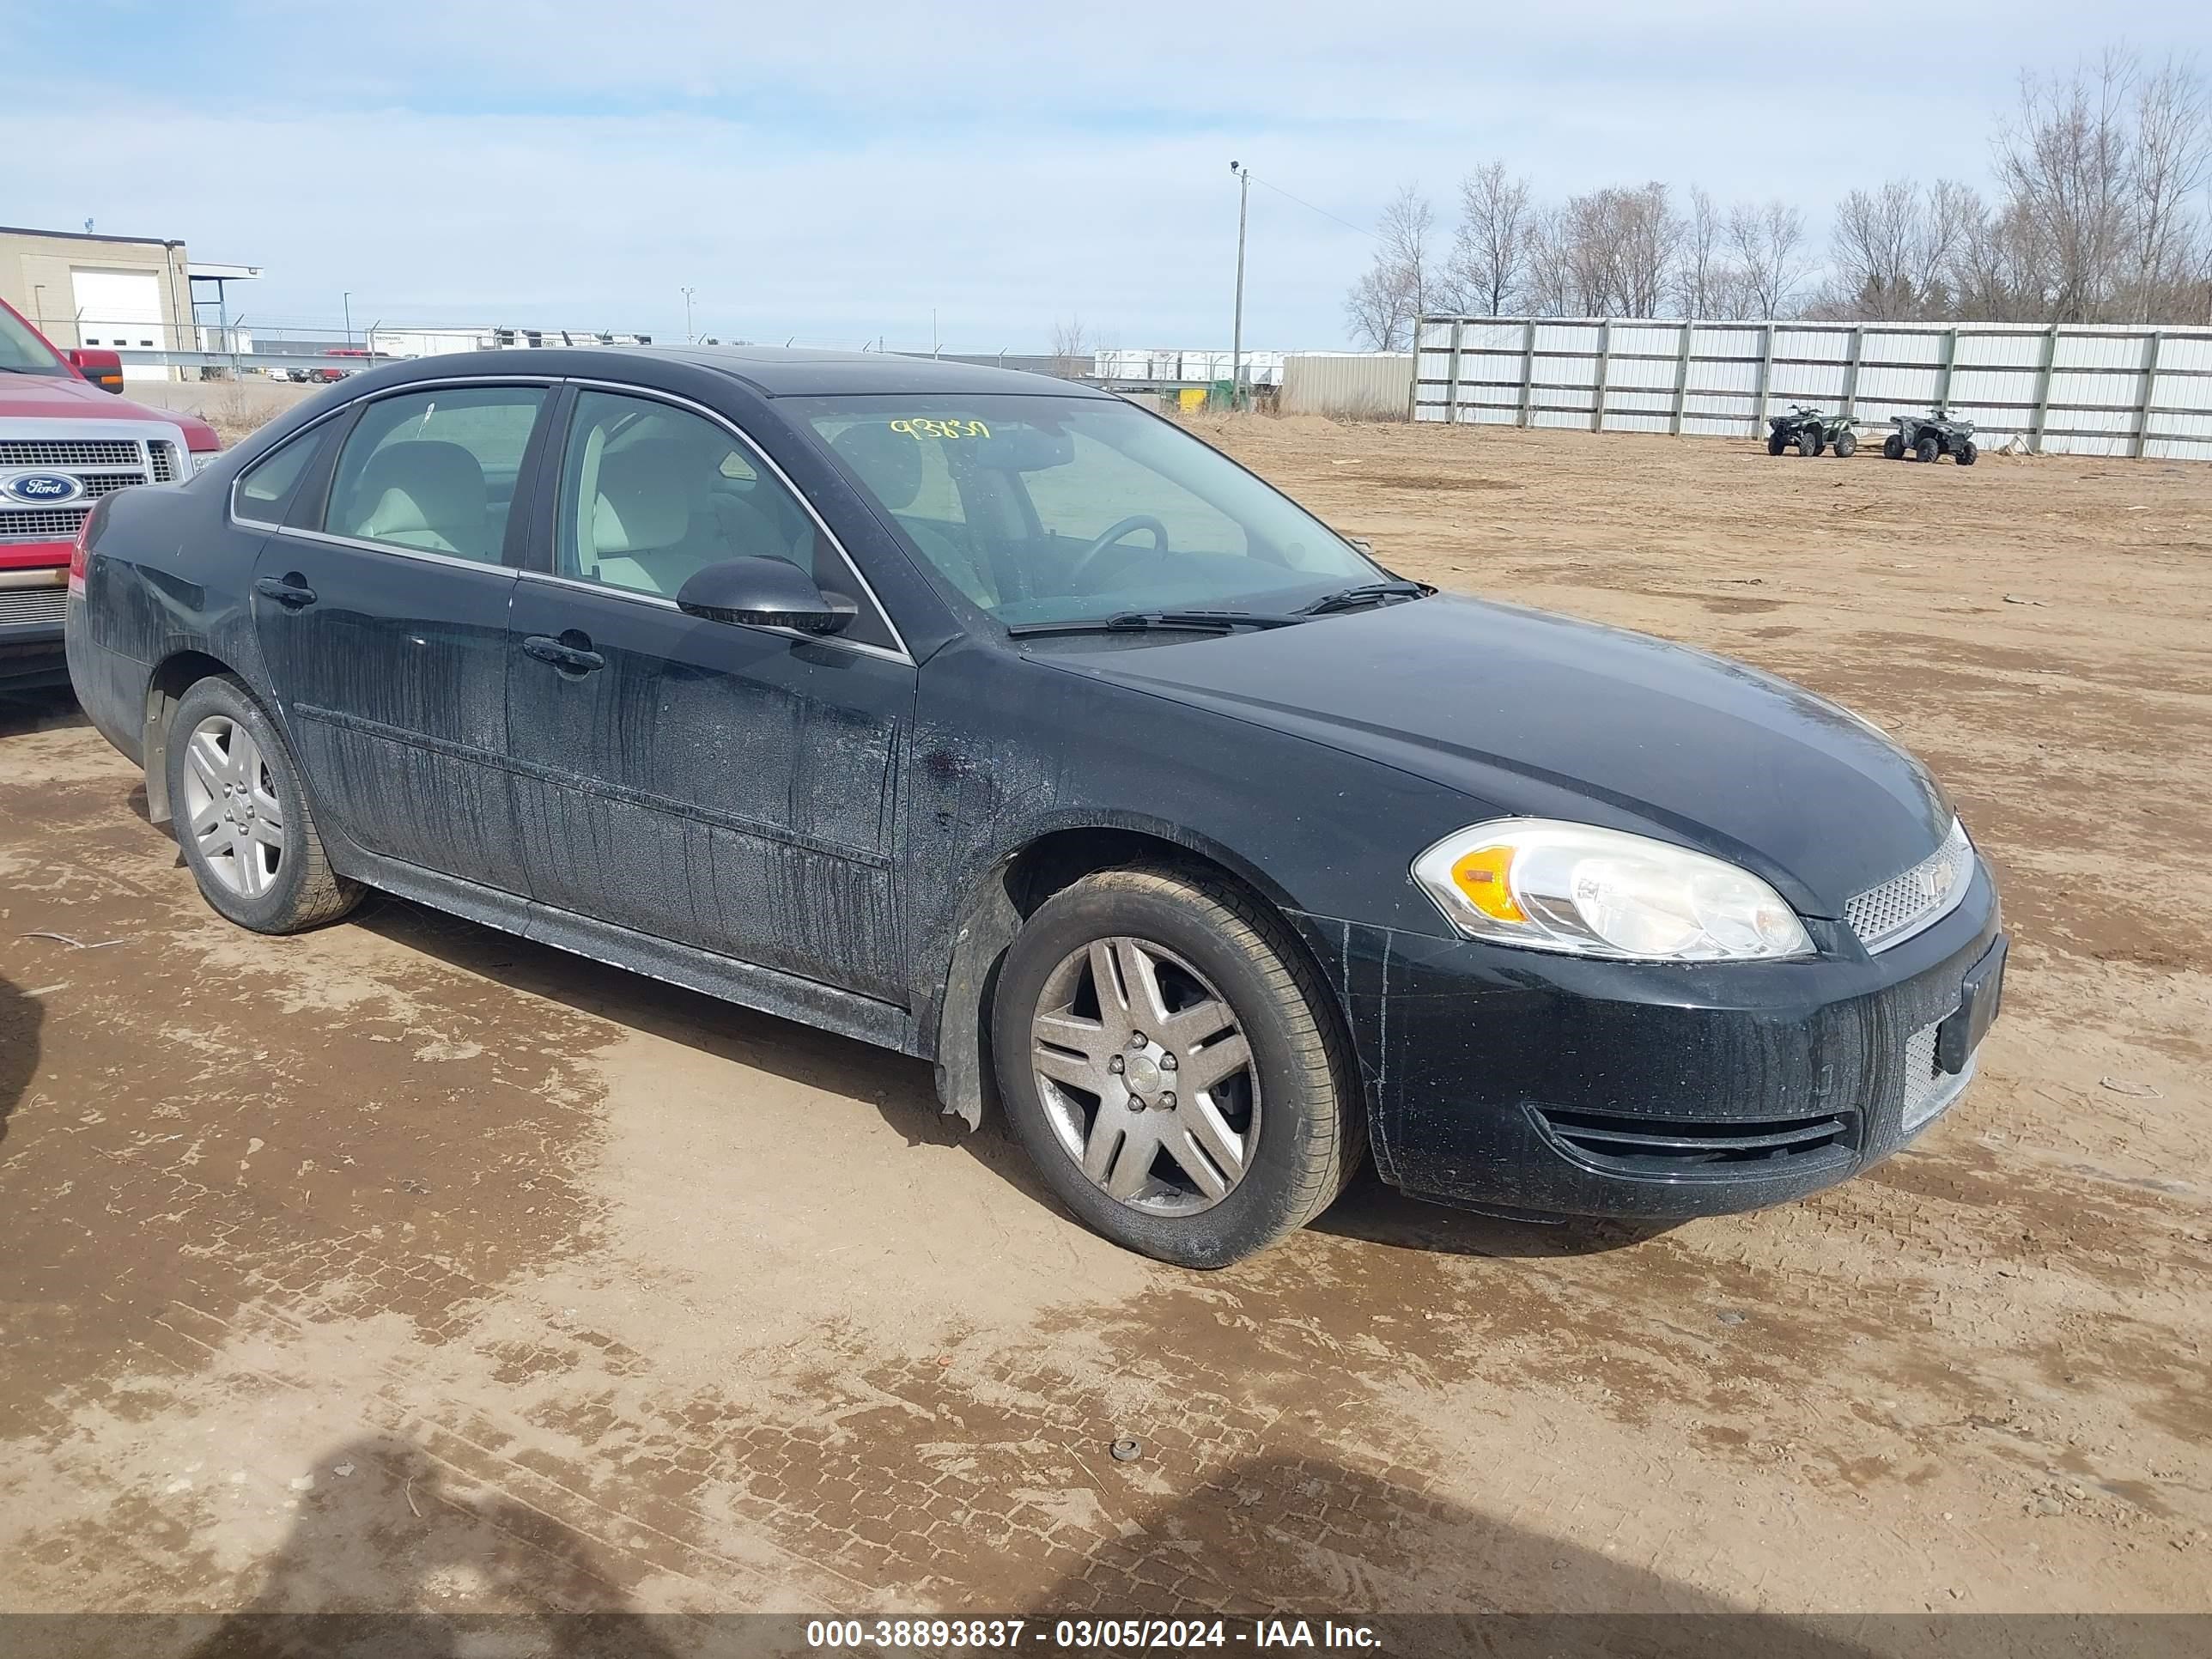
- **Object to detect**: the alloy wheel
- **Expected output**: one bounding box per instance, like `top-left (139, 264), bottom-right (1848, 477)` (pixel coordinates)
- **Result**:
top-left (1028, 935), bottom-right (1259, 1215)
top-left (182, 714), bottom-right (284, 897)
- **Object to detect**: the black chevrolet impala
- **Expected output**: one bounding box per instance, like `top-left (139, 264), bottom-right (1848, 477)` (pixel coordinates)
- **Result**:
top-left (64, 348), bottom-right (2004, 1266)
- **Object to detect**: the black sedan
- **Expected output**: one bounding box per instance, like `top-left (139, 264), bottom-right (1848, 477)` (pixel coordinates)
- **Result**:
top-left (65, 348), bottom-right (2004, 1267)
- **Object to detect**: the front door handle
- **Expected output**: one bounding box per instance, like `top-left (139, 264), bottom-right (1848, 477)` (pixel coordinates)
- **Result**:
top-left (521, 633), bottom-right (605, 674)
top-left (253, 574), bottom-right (318, 609)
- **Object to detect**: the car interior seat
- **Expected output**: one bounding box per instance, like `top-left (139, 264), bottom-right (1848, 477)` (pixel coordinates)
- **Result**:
top-left (580, 438), bottom-right (796, 596)
top-left (345, 441), bottom-right (491, 560)
top-left (829, 422), bottom-right (995, 606)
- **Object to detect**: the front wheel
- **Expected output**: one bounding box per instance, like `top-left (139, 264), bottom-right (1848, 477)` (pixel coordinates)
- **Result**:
top-left (165, 675), bottom-right (361, 933)
top-left (1832, 429), bottom-right (1857, 459)
top-left (1798, 429), bottom-right (1823, 456)
top-left (1914, 436), bottom-right (1940, 464)
top-left (991, 867), bottom-right (1363, 1267)
top-left (1955, 440), bottom-right (1978, 465)
top-left (1767, 431), bottom-right (1789, 456)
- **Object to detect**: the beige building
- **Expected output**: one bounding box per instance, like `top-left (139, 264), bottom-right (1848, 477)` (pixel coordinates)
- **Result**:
top-left (0, 224), bottom-right (197, 380)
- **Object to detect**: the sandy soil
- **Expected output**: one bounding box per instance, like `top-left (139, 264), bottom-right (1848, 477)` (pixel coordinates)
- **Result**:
top-left (1, 417), bottom-right (2207, 1643)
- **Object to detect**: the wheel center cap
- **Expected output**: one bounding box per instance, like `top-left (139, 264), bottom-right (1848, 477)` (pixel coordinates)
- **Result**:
top-left (1125, 1054), bottom-right (1162, 1094)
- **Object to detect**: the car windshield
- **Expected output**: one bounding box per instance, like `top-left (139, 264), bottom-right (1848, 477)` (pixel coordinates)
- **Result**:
top-left (793, 395), bottom-right (1384, 627)
top-left (0, 305), bottom-right (70, 376)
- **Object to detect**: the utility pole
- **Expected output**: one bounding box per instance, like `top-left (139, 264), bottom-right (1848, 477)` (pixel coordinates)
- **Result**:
top-left (343, 292), bottom-right (353, 350)
top-left (1230, 161), bottom-right (1250, 411)
top-left (681, 287), bottom-right (696, 343)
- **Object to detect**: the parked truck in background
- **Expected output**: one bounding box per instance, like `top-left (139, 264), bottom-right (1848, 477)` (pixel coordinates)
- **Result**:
top-left (2, 295), bottom-right (222, 692)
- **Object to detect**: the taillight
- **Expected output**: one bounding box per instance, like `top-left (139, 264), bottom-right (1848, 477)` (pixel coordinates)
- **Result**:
top-left (68, 512), bottom-right (93, 594)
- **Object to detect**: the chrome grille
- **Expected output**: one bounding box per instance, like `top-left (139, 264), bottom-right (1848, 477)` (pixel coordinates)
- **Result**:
top-left (0, 439), bottom-right (144, 468)
top-left (76, 471), bottom-right (147, 500)
top-left (1899, 1015), bottom-right (1975, 1133)
top-left (0, 586), bottom-right (69, 628)
top-left (150, 441), bottom-right (179, 483)
top-left (1848, 818), bottom-right (1972, 952)
top-left (0, 507), bottom-right (90, 543)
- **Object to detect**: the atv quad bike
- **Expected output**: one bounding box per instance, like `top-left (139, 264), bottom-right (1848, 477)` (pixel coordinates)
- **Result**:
top-left (1766, 404), bottom-right (1858, 458)
top-left (1884, 408), bottom-right (1978, 465)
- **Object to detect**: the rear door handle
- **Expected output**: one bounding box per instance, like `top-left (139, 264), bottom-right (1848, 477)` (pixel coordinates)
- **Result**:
top-left (521, 633), bottom-right (605, 674)
top-left (253, 574), bottom-right (318, 609)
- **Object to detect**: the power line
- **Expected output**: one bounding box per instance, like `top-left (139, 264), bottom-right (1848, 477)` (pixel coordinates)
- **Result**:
top-left (1248, 173), bottom-right (1381, 244)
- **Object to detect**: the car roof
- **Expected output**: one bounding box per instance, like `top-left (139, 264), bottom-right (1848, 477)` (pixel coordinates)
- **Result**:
top-left (371, 343), bottom-right (1114, 401)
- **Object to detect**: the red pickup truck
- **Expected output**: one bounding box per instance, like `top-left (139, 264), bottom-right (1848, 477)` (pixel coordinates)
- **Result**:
top-left (3, 295), bottom-right (222, 691)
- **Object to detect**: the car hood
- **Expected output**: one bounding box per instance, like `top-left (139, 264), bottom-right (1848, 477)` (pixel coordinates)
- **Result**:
top-left (0, 372), bottom-right (221, 449)
top-left (1031, 593), bottom-right (1954, 916)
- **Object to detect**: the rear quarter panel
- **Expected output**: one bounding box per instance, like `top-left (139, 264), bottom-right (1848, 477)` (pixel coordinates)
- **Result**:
top-left (69, 476), bottom-right (276, 759)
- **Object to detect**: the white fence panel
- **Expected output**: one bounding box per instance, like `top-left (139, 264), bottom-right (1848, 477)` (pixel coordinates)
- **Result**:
top-left (1410, 314), bottom-right (2212, 457)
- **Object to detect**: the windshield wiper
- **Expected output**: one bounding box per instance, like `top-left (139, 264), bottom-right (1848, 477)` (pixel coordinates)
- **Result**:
top-left (1294, 580), bottom-right (1431, 617)
top-left (1007, 609), bottom-right (1306, 638)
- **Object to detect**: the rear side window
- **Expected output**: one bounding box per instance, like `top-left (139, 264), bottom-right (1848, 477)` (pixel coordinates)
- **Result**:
top-left (231, 434), bottom-right (320, 523)
top-left (325, 386), bottom-right (546, 564)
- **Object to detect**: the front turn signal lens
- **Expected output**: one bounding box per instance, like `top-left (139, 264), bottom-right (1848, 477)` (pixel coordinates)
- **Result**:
top-left (1449, 844), bottom-right (1525, 922)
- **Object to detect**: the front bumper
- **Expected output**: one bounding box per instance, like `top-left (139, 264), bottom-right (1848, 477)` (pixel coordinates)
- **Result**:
top-left (0, 552), bottom-right (71, 690)
top-left (1291, 860), bottom-right (2003, 1220)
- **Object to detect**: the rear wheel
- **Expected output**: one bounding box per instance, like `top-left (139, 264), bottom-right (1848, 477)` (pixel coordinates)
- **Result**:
top-left (1914, 436), bottom-right (1940, 464)
top-left (991, 866), bottom-right (1362, 1267)
top-left (1832, 429), bottom-right (1857, 459)
top-left (1882, 433), bottom-right (1905, 460)
top-left (166, 676), bottom-right (360, 934)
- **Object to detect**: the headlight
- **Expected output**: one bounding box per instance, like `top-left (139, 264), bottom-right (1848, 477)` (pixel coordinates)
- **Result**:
top-left (1412, 818), bottom-right (1814, 962)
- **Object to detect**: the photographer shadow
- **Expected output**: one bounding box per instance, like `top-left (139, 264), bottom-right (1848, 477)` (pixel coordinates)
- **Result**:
top-left (178, 1435), bottom-right (679, 1659)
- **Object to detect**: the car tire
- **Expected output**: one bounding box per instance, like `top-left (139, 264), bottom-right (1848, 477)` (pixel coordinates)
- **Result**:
top-left (1766, 432), bottom-right (1788, 456)
top-left (165, 675), bottom-right (361, 934)
top-left (1955, 440), bottom-right (1978, 465)
top-left (1832, 429), bottom-right (1857, 459)
top-left (1882, 433), bottom-right (1905, 460)
top-left (1914, 436), bottom-right (1940, 464)
top-left (990, 866), bottom-right (1364, 1267)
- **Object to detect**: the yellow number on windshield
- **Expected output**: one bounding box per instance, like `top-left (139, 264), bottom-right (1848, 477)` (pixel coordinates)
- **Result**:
top-left (889, 418), bottom-right (991, 440)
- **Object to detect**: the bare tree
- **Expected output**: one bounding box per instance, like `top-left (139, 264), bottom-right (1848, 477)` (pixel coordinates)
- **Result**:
top-left (1676, 186), bottom-right (1732, 317)
top-left (1996, 50), bottom-right (2136, 321)
top-left (1522, 183), bottom-right (1680, 316)
top-left (1343, 184), bottom-right (1437, 349)
top-left (2123, 54), bottom-right (2212, 319)
top-left (1047, 315), bottom-right (1091, 380)
top-left (1726, 199), bottom-right (1809, 319)
top-left (1443, 161), bottom-right (1532, 315)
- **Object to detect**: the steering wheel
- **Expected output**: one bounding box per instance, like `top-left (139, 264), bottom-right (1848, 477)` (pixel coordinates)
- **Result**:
top-left (1067, 514), bottom-right (1170, 591)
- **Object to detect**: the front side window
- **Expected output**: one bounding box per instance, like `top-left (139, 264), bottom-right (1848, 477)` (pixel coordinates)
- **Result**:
top-left (554, 390), bottom-right (896, 648)
top-left (325, 386), bottom-right (546, 563)
top-left (796, 396), bottom-right (1379, 627)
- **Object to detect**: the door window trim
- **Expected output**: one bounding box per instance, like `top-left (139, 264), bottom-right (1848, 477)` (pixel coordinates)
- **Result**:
top-left (534, 378), bottom-right (913, 666)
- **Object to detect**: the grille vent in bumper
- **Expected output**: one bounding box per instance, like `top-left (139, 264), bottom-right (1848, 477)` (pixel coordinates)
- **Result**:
top-left (0, 586), bottom-right (69, 628)
top-left (1849, 818), bottom-right (1972, 952)
top-left (1533, 1106), bottom-right (1856, 1176)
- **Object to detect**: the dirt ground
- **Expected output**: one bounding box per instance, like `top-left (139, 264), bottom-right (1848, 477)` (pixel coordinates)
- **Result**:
top-left (2, 416), bottom-right (2208, 1642)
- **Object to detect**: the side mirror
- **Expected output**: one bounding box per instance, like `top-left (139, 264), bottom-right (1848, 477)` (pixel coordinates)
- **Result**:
top-left (675, 556), bottom-right (855, 635)
top-left (66, 348), bottom-right (125, 393)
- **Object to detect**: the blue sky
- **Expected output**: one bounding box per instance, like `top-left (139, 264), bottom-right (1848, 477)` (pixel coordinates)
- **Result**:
top-left (6, 2), bottom-right (2208, 351)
